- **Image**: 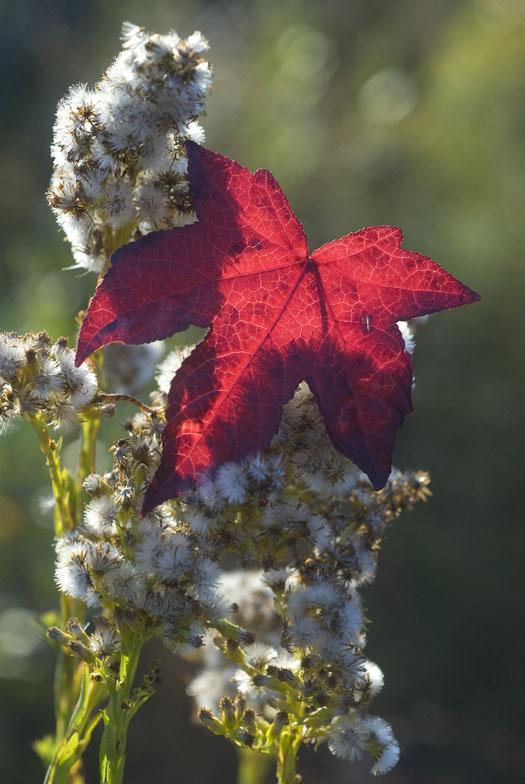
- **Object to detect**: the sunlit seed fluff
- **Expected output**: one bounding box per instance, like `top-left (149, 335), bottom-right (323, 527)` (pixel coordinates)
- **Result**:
top-left (287, 582), bottom-right (364, 655)
top-left (339, 592), bottom-right (364, 645)
top-left (83, 473), bottom-right (104, 495)
top-left (364, 717), bottom-right (400, 776)
top-left (0, 334), bottom-right (26, 380)
top-left (192, 558), bottom-right (223, 609)
top-left (243, 642), bottom-right (278, 669)
top-left (215, 462), bottom-right (249, 504)
top-left (194, 475), bottom-right (223, 511)
top-left (48, 22), bottom-right (213, 272)
top-left (54, 346), bottom-right (97, 409)
top-left (328, 715), bottom-right (369, 762)
top-left (218, 571), bottom-right (277, 630)
top-left (307, 514), bottom-right (332, 552)
top-left (183, 506), bottom-right (215, 535)
top-left (55, 540), bottom-right (92, 600)
top-left (232, 668), bottom-right (262, 699)
top-left (245, 454), bottom-right (270, 482)
top-left (51, 85), bottom-right (100, 166)
top-left (187, 667), bottom-right (238, 711)
top-left (363, 660), bottom-right (384, 696)
top-left (88, 626), bottom-right (121, 658)
top-left (133, 182), bottom-right (171, 228)
top-left (86, 541), bottom-right (124, 574)
top-left (155, 344), bottom-right (196, 394)
top-left (158, 531), bottom-right (192, 581)
top-left (371, 742), bottom-right (400, 777)
top-left (350, 536), bottom-right (377, 585)
top-left (262, 568), bottom-right (299, 593)
top-left (30, 357), bottom-right (63, 401)
top-left (83, 496), bottom-right (118, 535)
top-left (99, 179), bottom-right (135, 229)
top-left (182, 119), bottom-right (206, 144)
top-left (397, 320), bottom-right (415, 354)
top-left (338, 649), bottom-right (368, 685)
top-left (100, 561), bottom-right (145, 608)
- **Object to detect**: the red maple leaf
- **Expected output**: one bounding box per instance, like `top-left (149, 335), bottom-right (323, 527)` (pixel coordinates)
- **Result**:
top-left (76, 143), bottom-right (479, 513)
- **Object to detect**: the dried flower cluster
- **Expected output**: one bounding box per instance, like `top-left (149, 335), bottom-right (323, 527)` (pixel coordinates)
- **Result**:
top-left (180, 382), bottom-right (430, 776)
top-left (0, 331), bottom-right (97, 432)
top-left (54, 406), bottom-right (228, 651)
top-left (1, 20), bottom-right (444, 784)
top-left (49, 342), bottom-right (429, 777)
top-left (47, 22), bottom-right (212, 272)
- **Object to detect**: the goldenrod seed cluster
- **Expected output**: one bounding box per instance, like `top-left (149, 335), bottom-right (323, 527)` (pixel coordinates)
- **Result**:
top-left (48, 22), bottom-right (212, 272)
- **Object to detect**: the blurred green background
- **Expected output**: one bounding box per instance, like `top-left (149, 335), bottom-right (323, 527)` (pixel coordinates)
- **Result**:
top-left (0, 0), bottom-right (523, 781)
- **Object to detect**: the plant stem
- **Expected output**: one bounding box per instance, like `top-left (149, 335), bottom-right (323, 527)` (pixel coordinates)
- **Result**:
top-left (52, 611), bottom-right (84, 743)
top-left (32, 416), bottom-right (85, 738)
top-left (32, 414), bottom-right (76, 535)
top-left (99, 633), bottom-right (144, 784)
top-left (78, 415), bottom-right (100, 484)
top-left (93, 393), bottom-right (155, 414)
top-left (32, 413), bottom-right (101, 783)
top-left (237, 748), bottom-right (271, 784)
top-left (44, 664), bottom-right (104, 784)
top-left (276, 728), bottom-right (301, 784)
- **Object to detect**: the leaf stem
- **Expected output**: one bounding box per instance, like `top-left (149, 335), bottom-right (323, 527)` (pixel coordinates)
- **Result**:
top-left (93, 393), bottom-right (156, 414)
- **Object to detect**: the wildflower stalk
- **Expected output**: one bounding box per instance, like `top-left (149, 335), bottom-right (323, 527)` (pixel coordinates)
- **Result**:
top-left (237, 748), bottom-right (271, 784)
top-left (31, 412), bottom-right (76, 535)
top-left (31, 414), bottom-right (86, 750)
top-left (99, 631), bottom-right (146, 784)
top-left (276, 728), bottom-right (301, 784)
top-left (44, 664), bottom-right (105, 784)
top-left (78, 414), bottom-right (100, 484)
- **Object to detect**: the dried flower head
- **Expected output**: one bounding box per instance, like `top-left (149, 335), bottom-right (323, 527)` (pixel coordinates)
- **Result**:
top-left (48, 23), bottom-right (213, 272)
top-left (0, 331), bottom-right (97, 430)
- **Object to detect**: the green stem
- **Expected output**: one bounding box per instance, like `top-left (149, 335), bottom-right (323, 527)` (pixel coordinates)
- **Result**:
top-left (44, 664), bottom-right (104, 784)
top-left (52, 607), bottom-right (83, 742)
top-left (237, 748), bottom-right (271, 784)
top-left (32, 416), bottom-right (84, 741)
top-left (99, 633), bottom-right (144, 784)
top-left (32, 414), bottom-right (75, 535)
top-left (78, 415), bottom-right (100, 484)
top-left (32, 413), bottom-right (102, 783)
top-left (276, 729), bottom-right (301, 784)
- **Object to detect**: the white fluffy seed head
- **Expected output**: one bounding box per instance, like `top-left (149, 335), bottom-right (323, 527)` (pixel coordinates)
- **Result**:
top-left (328, 715), bottom-right (369, 762)
top-left (48, 23), bottom-right (213, 272)
top-left (215, 462), bottom-right (249, 505)
top-left (89, 626), bottom-right (121, 658)
top-left (365, 717), bottom-right (400, 775)
top-left (55, 540), bottom-right (92, 600)
top-left (83, 496), bottom-right (118, 535)
top-left (155, 344), bottom-right (196, 393)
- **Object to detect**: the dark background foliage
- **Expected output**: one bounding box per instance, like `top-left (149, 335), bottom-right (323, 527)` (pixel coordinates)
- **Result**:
top-left (0, 1), bottom-right (523, 782)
